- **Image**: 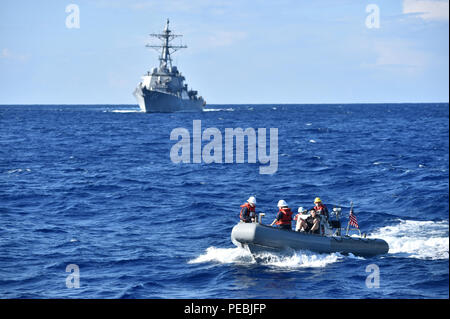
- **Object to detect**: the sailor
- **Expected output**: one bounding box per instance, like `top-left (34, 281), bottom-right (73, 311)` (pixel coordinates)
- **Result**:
top-left (270, 200), bottom-right (293, 230)
top-left (294, 207), bottom-right (307, 231)
top-left (239, 196), bottom-right (257, 223)
top-left (312, 197), bottom-right (329, 220)
top-left (297, 209), bottom-right (321, 234)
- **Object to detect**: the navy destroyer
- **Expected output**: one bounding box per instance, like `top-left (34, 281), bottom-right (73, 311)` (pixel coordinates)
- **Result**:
top-left (134, 19), bottom-right (205, 113)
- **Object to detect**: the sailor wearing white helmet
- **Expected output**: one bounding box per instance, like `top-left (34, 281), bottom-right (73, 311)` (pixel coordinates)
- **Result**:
top-left (270, 200), bottom-right (293, 230)
top-left (294, 207), bottom-right (308, 231)
top-left (239, 196), bottom-right (257, 223)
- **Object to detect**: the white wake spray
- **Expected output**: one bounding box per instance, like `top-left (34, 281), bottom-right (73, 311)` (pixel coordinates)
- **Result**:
top-left (190, 219), bottom-right (449, 269)
top-left (188, 247), bottom-right (255, 265)
top-left (188, 246), bottom-right (343, 269)
top-left (202, 108), bottom-right (235, 112)
top-left (369, 219), bottom-right (449, 260)
top-left (110, 109), bottom-right (141, 113)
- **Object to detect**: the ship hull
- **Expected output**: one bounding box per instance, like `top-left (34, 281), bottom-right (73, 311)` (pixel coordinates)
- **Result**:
top-left (134, 86), bottom-right (204, 113)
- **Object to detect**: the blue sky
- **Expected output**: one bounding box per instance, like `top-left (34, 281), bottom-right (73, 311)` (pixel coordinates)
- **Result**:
top-left (0, 0), bottom-right (448, 104)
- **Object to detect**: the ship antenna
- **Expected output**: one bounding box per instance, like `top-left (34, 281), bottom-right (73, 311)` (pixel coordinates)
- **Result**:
top-left (146, 19), bottom-right (187, 71)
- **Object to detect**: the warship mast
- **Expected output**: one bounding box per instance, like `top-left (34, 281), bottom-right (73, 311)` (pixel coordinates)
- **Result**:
top-left (146, 19), bottom-right (187, 71)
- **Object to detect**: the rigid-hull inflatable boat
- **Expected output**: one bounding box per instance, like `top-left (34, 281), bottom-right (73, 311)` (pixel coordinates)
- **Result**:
top-left (231, 222), bottom-right (389, 258)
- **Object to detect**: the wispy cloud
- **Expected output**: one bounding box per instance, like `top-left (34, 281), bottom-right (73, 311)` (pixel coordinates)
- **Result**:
top-left (0, 48), bottom-right (29, 62)
top-left (360, 39), bottom-right (429, 75)
top-left (1, 48), bottom-right (11, 58)
top-left (206, 31), bottom-right (247, 47)
top-left (403, 0), bottom-right (449, 21)
top-left (375, 41), bottom-right (428, 68)
top-left (93, 0), bottom-right (233, 14)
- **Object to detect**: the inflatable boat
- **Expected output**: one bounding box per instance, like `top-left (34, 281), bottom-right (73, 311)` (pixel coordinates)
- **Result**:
top-left (231, 212), bottom-right (389, 258)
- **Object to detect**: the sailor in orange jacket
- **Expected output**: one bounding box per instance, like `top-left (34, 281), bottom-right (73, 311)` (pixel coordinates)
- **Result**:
top-left (270, 200), bottom-right (293, 230)
top-left (312, 197), bottom-right (329, 220)
top-left (240, 196), bottom-right (257, 223)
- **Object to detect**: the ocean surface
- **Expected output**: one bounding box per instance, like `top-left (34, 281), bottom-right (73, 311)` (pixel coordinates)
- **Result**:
top-left (0, 103), bottom-right (448, 299)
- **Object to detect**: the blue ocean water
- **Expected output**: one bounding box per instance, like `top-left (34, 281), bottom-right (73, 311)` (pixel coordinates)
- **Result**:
top-left (0, 103), bottom-right (448, 299)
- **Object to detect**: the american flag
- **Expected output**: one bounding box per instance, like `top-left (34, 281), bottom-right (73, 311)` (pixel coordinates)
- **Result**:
top-left (349, 206), bottom-right (359, 229)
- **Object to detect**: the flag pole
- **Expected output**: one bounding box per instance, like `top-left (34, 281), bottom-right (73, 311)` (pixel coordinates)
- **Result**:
top-left (345, 201), bottom-right (353, 236)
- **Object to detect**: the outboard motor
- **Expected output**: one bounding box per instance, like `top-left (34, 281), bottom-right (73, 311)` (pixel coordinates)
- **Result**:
top-left (329, 207), bottom-right (342, 236)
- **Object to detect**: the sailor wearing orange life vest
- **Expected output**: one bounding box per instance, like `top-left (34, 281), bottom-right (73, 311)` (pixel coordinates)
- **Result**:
top-left (312, 197), bottom-right (329, 220)
top-left (240, 196), bottom-right (257, 223)
top-left (270, 200), bottom-right (293, 230)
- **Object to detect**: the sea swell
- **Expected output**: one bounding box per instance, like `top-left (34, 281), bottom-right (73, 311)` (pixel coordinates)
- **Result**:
top-left (0, 103), bottom-right (448, 298)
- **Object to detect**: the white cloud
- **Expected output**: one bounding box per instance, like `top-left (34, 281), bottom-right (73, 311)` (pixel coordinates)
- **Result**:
top-left (359, 39), bottom-right (429, 76)
top-left (403, 0), bottom-right (449, 21)
top-left (93, 0), bottom-right (233, 14)
top-left (0, 48), bottom-right (29, 62)
top-left (1, 48), bottom-right (11, 58)
top-left (374, 41), bottom-right (428, 68)
top-left (206, 31), bottom-right (247, 48)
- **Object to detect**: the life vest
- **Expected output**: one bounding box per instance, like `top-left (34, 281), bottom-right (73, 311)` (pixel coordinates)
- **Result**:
top-left (240, 202), bottom-right (255, 221)
top-left (275, 207), bottom-right (293, 226)
top-left (313, 204), bottom-right (328, 218)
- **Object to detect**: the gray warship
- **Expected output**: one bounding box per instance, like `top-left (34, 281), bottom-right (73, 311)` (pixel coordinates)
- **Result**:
top-left (134, 19), bottom-right (205, 113)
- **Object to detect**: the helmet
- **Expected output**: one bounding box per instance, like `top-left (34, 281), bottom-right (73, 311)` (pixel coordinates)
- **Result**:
top-left (277, 199), bottom-right (288, 207)
top-left (298, 206), bottom-right (304, 213)
top-left (314, 197), bottom-right (322, 203)
top-left (247, 196), bottom-right (256, 206)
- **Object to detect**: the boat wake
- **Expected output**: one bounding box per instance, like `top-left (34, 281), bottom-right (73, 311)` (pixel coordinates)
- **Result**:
top-left (203, 108), bottom-right (235, 112)
top-left (369, 219), bottom-right (449, 260)
top-left (254, 250), bottom-right (345, 269)
top-left (188, 246), bottom-right (345, 269)
top-left (190, 219), bottom-right (448, 270)
top-left (110, 109), bottom-right (142, 113)
top-left (188, 247), bottom-right (254, 265)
